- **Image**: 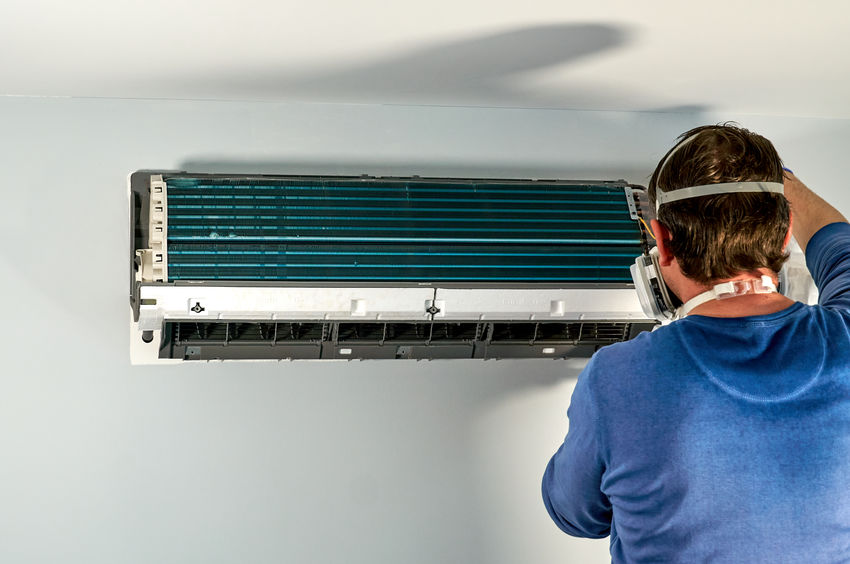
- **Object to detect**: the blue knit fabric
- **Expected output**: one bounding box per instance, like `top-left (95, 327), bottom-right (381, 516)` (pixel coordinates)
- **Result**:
top-left (543, 222), bottom-right (850, 563)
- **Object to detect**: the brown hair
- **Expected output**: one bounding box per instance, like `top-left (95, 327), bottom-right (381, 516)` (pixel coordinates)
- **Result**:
top-left (647, 123), bottom-right (790, 285)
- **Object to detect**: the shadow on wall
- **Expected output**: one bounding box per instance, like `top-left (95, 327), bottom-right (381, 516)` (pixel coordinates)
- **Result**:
top-left (178, 157), bottom-right (654, 186)
top-left (171, 22), bottom-right (708, 112)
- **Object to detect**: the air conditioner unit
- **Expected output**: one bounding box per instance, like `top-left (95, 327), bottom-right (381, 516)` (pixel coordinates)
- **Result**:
top-left (129, 171), bottom-right (657, 363)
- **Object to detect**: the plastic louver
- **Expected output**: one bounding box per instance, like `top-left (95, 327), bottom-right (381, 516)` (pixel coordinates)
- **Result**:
top-left (163, 176), bottom-right (642, 283)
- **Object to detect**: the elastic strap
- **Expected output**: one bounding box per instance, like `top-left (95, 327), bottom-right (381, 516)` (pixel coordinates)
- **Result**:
top-left (676, 275), bottom-right (777, 317)
top-left (655, 181), bottom-right (784, 211)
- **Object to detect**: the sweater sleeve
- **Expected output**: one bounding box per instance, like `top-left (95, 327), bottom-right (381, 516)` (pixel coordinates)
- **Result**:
top-left (542, 356), bottom-right (612, 538)
top-left (805, 222), bottom-right (850, 310)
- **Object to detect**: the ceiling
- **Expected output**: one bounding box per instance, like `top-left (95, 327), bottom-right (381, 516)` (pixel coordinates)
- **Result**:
top-left (2, 0), bottom-right (848, 118)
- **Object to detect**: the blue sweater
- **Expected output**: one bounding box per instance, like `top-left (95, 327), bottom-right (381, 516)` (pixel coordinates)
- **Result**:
top-left (542, 222), bottom-right (850, 563)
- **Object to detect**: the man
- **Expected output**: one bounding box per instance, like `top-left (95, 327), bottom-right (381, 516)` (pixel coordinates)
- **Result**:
top-left (542, 123), bottom-right (850, 562)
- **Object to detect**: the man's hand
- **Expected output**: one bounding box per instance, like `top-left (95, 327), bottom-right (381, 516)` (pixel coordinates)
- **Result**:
top-left (783, 171), bottom-right (848, 252)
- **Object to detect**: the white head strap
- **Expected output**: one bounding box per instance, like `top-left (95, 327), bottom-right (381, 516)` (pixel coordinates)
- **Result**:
top-left (656, 181), bottom-right (784, 212)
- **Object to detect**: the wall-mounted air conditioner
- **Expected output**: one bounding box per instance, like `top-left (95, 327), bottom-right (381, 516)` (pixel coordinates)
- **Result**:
top-left (129, 172), bottom-right (657, 362)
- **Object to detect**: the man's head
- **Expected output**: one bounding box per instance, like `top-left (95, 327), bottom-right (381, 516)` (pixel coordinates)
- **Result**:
top-left (648, 123), bottom-right (791, 285)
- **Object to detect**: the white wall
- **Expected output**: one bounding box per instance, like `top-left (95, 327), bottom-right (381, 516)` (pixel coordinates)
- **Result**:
top-left (1, 96), bottom-right (848, 563)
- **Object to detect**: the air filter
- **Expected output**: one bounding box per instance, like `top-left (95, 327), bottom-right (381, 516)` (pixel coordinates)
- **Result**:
top-left (157, 175), bottom-right (644, 283)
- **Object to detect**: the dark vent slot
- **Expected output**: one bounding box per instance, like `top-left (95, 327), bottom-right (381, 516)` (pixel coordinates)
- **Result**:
top-left (175, 322), bottom-right (229, 343)
top-left (255, 323), bottom-right (276, 340)
top-left (275, 322), bottom-right (325, 341)
top-left (429, 323), bottom-right (478, 341)
top-left (488, 322), bottom-right (631, 344)
top-left (227, 323), bottom-right (257, 341)
top-left (490, 323), bottom-right (537, 341)
top-left (172, 321), bottom-right (325, 344)
top-left (582, 323), bottom-right (629, 341)
top-left (384, 324), bottom-right (429, 341)
top-left (536, 323), bottom-right (582, 341)
top-left (335, 323), bottom-right (481, 342)
top-left (337, 323), bottom-right (385, 342)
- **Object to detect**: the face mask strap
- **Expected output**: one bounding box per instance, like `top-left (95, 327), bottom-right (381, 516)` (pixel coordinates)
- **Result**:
top-left (676, 275), bottom-right (778, 317)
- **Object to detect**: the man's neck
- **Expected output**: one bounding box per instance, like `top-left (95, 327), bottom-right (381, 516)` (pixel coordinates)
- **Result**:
top-left (686, 292), bottom-right (795, 318)
top-left (674, 269), bottom-right (795, 318)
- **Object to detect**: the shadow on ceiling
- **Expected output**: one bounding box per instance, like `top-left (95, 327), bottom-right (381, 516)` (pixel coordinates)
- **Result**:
top-left (174, 22), bottom-right (708, 112)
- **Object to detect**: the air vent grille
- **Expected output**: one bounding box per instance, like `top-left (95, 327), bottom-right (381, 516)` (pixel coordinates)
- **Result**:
top-left (163, 320), bottom-right (651, 360)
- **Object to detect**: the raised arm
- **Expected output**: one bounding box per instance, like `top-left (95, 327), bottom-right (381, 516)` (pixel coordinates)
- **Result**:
top-left (783, 171), bottom-right (848, 252)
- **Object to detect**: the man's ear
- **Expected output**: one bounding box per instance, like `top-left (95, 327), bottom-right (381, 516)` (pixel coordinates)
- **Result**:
top-left (783, 210), bottom-right (794, 251)
top-left (650, 219), bottom-right (675, 266)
